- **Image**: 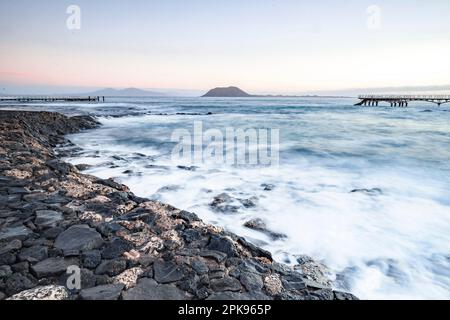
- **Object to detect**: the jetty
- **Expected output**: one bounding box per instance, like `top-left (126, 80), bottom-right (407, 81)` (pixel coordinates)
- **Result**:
top-left (355, 95), bottom-right (450, 107)
top-left (0, 96), bottom-right (105, 102)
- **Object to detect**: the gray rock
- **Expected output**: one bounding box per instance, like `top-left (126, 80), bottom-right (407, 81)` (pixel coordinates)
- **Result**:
top-left (7, 285), bottom-right (69, 300)
top-left (102, 238), bottom-right (132, 259)
top-left (122, 278), bottom-right (187, 300)
top-left (0, 239), bottom-right (22, 255)
top-left (207, 235), bottom-right (238, 258)
top-left (334, 291), bottom-right (359, 300)
top-left (31, 257), bottom-right (78, 278)
top-left (191, 258), bottom-right (209, 275)
top-left (0, 292), bottom-right (5, 300)
top-left (42, 227), bottom-right (64, 239)
top-left (0, 252), bottom-right (16, 265)
top-left (243, 218), bottom-right (287, 241)
top-left (210, 276), bottom-right (242, 292)
top-left (18, 246), bottom-right (48, 263)
top-left (34, 210), bottom-right (63, 228)
top-left (0, 265), bottom-right (12, 278)
top-left (5, 273), bottom-right (38, 295)
top-left (209, 193), bottom-right (240, 214)
top-left (95, 259), bottom-right (127, 277)
top-left (81, 250), bottom-right (102, 269)
top-left (199, 250), bottom-right (227, 263)
top-left (79, 284), bottom-right (124, 300)
top-left (240, 272), bottom-right (264, 291)
top-left (11, 261), bottom-right (29, 274)
top-left (54, 225), bottom-right (103, 255)
top-left (153, 260), bottom-right (184, 284)
top-left (0, 225), bottom-right (33, 242)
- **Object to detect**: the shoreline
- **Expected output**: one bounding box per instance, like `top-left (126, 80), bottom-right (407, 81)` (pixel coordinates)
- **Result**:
top-left (0, 110), bottom-right (357, 300)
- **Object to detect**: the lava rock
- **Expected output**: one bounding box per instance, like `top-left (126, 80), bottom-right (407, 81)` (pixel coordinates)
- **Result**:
top-left (210, 276), bottom-right (242, 292)
top-left (102, 238), bottom-right (133, 259)
top-left (79, 283), bottom-right (124, 300)
top-left (206, 235), bottom-right (238, 258)
top-left (31, 257), bottom-right (78, 279)
top-left (240, 272), bottom-right (264, 291)
top-left (54, 225), bottom-right (103, 255)
top-left (5, 273), bottom-right (38, 296)
top-left (17, 246), bottom-right (48, 263)
top-left (153, 260), bottom-right (184, 284)
top-left (95, 259), bottom-right (127, 277)
top-left (34, 210), bottom-right (63, 228)
top-left (243, 218), bottom-right (287, 241)
top-left (81, 250), bottom-right (102, 269)
top-left (122, 278), bottom-right (186, 300)
top-left (0, 225), bottom-right (33, 242)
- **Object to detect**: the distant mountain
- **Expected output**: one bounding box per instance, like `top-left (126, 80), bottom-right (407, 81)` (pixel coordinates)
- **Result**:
top-left (202, 86), bottom-right (252, 97)
top-left (81, 87), bottom-right (165, 97)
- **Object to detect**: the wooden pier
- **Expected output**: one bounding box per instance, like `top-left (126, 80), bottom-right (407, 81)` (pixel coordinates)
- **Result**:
top-left (0, 96), bottom-right (105, 102)
top-left (355, 95), bottom-right (450, 107)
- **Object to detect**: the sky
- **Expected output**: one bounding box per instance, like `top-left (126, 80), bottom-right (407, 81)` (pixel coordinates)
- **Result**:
top-left (1, 0), bottom-right (450, 95)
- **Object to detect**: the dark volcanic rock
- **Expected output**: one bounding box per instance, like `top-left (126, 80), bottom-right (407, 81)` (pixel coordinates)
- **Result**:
top-left (17, 246), bottom-right (48, 263)
top-left (34, 210), bottom-right (63, 228)
top-left (350, 188), bottom-right (382, 196)
top-left (81, 250), bottom-right (102, 269)
top-left (207, 235), bottom-right (238, 258)
top-left (95, 259), bottom-right (127, 277)
top-left (54, 225), bottom-right (103, 255)
top-left (122, 278), bottom-right (187, 300)
top-left (79, 284), bottom-right (124, 300)
top-left (5, 273), bottom-right (38, 296)
top-left (210, 276), bottom-right (242, 292)
top-left (0, 225), bottom-right (33, 242)
top-left (102, 238), bottom-right (133, 259)
top-left (243, 218), bottom-right (287, 241)
top-left (153, 260), bottom-right (184, 284)
top-left (31, 257), bottom-right (78, 278)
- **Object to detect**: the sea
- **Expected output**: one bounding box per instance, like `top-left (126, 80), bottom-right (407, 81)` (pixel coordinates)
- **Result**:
top-left (2, 96), bottom-right (450, 300)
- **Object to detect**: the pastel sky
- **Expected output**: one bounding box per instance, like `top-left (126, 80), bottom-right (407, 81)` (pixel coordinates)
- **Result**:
top-left (1, 0), bottom-right (450, 94)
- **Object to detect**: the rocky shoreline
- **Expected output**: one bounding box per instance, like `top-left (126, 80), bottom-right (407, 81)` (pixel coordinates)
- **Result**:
top-left (0, 110), bottom-right (357, 301)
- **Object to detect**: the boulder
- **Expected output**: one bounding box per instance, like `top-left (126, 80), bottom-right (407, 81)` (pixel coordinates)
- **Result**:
top-left (95, 259), bottom-right (127, 277)
top-left (34, 210), bottom-right (63, 228)
top-left (30, 257), bottom-right (78, 278)
top-left (210, 276), bottom-right (242, 292)
top-left (54, 225), bottom-right (103, 255)
top-left (0, 225), bottom-right (32, 242)
top-left (17, 246), bottom-right (48, 263)
top-left (79, 284), bottom-right (124, 300)
top-left (122, 278), bottom-right (187, 300)
top-left (153, 260), bottom-right (184, 284)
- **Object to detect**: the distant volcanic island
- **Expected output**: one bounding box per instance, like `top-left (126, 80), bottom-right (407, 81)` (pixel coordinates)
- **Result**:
top-left (202, 86), bottom-right (345, 98)
top-left (202, 86), bottom-right (252, 97)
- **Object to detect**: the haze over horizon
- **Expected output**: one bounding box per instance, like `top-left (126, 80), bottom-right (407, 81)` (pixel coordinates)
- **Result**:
top-left (1, 0), bottom-right (450, 95)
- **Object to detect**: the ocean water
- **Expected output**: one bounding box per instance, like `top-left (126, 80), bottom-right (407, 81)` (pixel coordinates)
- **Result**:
top-left (3, 97), bottom-right (450, 299)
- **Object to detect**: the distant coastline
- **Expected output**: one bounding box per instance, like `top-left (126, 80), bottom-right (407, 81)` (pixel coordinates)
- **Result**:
top-left (202, 86), bottom-right (350, 98)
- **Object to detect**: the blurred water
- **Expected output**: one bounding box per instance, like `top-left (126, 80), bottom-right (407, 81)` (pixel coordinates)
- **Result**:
top-left (3, 97), bottom-right (450, 299)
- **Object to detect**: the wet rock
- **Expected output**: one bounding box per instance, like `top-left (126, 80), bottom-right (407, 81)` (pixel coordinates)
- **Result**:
top-left (5, 273), bottom-right (38, 296)
top-left (210, 276), bottom-right (242, 292)
top-left (207, 235), bottom-right (238, 258)
top-left (75, 164), bottom-right (92, 171)
top-left (243, 218), bottom-right (287, 241)
top-left (350, 188), bottom-right (382, 196)
top-left (7, 285), bottom-right (69, 300)
top-left (153, 260), bottom-right (184, 284)
top-left (95, 259), bottom-right (127, 277)
top-left (122, 278), bottom-right (187, 300)
top-left (17, 246), bottom-right (48, 263)
top-left (239, 196), bottom-right (259, 208)
top-left (334, 291), bottom-right (359, 300)
top-left (102, 238), bottom-right (133, 259)
top-left (209, 193), bottom-right (240, 213)
top-left (54, 225), bottom-right (103, 255)
top-left (261, 183), bottom-right (275, 191)
top-left (81, 250), bottom-right (102, 269)
top-left (79, 284), bottom-right (124, 300)
top-left (240, 272), bottom-right (264, 291)
top-left (31, 257), bottom-right (78, 279)
top-left (177, 165), bottom-right (198, 171)
top-left (0, 225), bottom-right (33, 242)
